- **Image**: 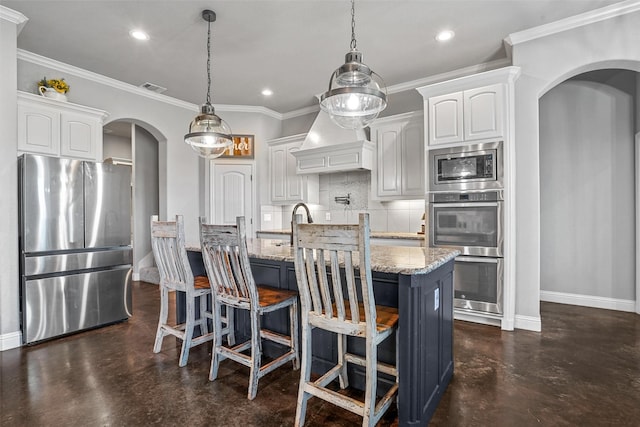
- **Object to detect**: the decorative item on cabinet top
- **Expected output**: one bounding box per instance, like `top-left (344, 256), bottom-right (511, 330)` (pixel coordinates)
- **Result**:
top-left (37, 76), bottom-right (69, 102)
top-left (219, 135), bottom-right (254, 159)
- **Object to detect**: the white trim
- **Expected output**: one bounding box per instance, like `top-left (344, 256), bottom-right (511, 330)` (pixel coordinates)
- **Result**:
top-left (396, 58), bottom-right (512, 93)
top-left (132, 273), bottom-right (140, 281)
top-left (540, 290), bottom-right (637, 313)
top-left (17, 49), bottom-right (284, 120)
top-left (514, 314), bottom-right (542, 332)
top-left (0, 5), bottom-right (28, 33)
top-left (636, 132), bottom-right (640, 314)
top-left (505, 0), bottom-right (640, 46)
top-left (282, 105), bottom-right (320, 120)
top-left (0, 331), bottom-right (22, 351)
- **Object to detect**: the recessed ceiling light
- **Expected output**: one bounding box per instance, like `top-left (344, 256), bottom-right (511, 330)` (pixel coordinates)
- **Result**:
top-left (129, 29), bottom-right (150, 41)
top-left (261, 89), bottom-right (273, 96)
top-left (435, 30), bottom-right (455, 42)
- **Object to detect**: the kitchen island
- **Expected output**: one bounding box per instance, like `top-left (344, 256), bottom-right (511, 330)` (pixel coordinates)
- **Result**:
top-left (184, 239), bottom-right (458, 426)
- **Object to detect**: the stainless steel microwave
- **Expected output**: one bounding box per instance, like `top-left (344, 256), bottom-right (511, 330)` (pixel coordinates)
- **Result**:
top-left (429, 141), bottom-right (503, 192)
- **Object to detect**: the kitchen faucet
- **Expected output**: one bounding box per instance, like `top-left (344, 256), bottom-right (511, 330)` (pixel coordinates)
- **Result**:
top-left (291, 202), bottom-right (313, 245)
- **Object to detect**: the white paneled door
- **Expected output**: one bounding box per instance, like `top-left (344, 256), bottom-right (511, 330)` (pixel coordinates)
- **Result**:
top-left (210, 163), bottom-right (254, 237)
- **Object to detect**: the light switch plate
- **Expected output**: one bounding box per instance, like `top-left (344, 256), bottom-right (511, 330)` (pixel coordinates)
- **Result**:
top-left (263, 213), bottom-right (272, 221)
top-left (325, 212), bottom-right (331, 221)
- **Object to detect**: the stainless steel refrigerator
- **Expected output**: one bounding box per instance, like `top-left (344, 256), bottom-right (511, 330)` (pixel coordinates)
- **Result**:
top-left (18, 154), bottom-right (133, 344)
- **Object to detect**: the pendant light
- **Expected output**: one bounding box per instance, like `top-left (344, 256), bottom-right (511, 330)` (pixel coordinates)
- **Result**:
top-left (184, 10), bottom-right (233, 159)
top-left (320, 0), bottom-right (387, 129)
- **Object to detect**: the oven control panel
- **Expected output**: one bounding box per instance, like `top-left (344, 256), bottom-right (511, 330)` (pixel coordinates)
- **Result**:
top-left (429, 190), bottom-right (503, 203)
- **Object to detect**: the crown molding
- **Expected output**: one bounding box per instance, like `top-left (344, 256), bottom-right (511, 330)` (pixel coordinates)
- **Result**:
top-left (17, 49), bottom-right (284, 120)
top-left (282, 104), bottom-right (320, 120)
top-left (505, 0), bottom-right (640, 46)
top-left (403, 58), bottom-right (512, 92)
top-left (0, 5), bottom-right (28, 34)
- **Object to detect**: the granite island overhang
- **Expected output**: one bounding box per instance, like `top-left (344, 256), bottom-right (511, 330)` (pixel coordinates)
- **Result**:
top-left (184, 239), bottom-right (459, 426)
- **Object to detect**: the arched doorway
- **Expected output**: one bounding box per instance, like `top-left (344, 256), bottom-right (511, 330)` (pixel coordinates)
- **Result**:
top-left (103, 119), bottom-right (163, 280)
top-left (539, 69), bottom-right (638, 313)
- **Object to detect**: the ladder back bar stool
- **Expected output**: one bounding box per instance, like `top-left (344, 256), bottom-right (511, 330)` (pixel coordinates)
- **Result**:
top-left (199, 216), bottom-right (300, 400)
top-left (292, 213), bottom-right (399, 427)
top-left (150, 215), bottom-right (234, 367)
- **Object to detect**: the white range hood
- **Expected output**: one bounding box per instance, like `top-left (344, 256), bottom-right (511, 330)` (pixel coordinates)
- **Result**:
top-left (291, 110), bottom-right (375, 174)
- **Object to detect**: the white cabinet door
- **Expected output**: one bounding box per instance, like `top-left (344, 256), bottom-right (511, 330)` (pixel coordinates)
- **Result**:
top-left (463, 84), bottom-right (504, 141)
top-left (375, 123), bottom-right (402, 197)
top-left (428, 92), bottom-right (463, 145)
top-left (270, 145), bottom-right (287, 202)
top-left (267, 135), bottom-right (318, 205)
top-left (211, 163), bottom-right (254, 237)
top-left (17, 102), bottom-right (60, 156)
top-left (60, 112), bottom-right (102, 161)
top-left (401, 117), bottom-right (424, 197)
top-left (371, 112), bottom-right (424, 200)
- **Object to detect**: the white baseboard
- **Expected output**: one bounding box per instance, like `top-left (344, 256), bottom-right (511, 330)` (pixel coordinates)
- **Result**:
top-left (0, 331), bottom-right (22, 351)
top-left (514, 314), bottom-right (542, 332)
top-left (540, 290), bottom-right (636, 312)
top-left (132, 272), bottom-right (140, 281)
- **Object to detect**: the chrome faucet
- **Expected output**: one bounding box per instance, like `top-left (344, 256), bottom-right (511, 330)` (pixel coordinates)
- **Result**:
top-left (291, 202), bottom-right (313, 245)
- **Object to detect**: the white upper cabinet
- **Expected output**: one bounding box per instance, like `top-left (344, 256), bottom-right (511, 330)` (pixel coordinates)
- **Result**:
top-left (18, 92), bottom-right (108, 161)
top-left (370, 112), bottom-right (424, 200)
top-left (427, 83), bottom-right (504, 146)
top-left (267, 134), bottom-right (319, 205)
top-left (428, 92), bottom-right (463, 145)
top-left (463, 84), bottom-right (504, 141)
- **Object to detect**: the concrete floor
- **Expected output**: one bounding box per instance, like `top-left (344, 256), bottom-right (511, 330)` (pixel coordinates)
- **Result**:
top-left (1, 281), bottom-right (639, 426)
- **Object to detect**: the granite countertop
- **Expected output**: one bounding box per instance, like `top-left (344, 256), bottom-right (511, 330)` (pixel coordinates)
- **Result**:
top-left (189, 238), bottom-right (458, 276)
top-left (257, 229), bottom-right (425, 241)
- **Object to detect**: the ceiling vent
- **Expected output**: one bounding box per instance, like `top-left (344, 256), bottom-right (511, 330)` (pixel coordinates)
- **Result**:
top-left (139, 82), bottom-right (167, 94)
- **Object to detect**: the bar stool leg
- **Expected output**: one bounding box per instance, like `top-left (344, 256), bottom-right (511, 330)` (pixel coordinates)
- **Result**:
top-left (153, 287), bottom-right (169, 353)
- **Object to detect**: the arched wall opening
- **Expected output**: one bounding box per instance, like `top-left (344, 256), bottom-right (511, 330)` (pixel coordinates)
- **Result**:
top-left (539, 69), bottom-right (637, 313)
top-left (103, 118), bottom-right (166, 279)
top-left (512, 13), bottom-right (640, 330)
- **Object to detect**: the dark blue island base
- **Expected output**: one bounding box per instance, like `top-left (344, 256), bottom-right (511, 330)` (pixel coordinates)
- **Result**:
top-left (181, 245), bottom-right (455, 426)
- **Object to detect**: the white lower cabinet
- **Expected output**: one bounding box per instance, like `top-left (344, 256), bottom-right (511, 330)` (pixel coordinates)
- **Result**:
top-left (18, 91), bottom-right (108, 161)
top-left (370, 112), bottom-right (424, 200)
top-left (268, 134), bottom-right (319, 205)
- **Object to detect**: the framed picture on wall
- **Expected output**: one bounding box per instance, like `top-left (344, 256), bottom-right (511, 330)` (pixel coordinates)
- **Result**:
top-left (220, 134), bottom-right (254, 159)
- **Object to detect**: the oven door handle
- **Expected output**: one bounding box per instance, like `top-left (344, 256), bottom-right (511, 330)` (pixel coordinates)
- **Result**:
top-left (456, 256), bottom-right (502, 264)
top-left (430, 202), bottom-right (502, 208)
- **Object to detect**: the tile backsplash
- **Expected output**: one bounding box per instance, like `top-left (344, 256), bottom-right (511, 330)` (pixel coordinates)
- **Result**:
top-left (261, 171), bottom-right (425, 233)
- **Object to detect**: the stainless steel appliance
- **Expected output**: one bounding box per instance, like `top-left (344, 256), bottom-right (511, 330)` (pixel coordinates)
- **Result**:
top-left (428, 190), bottom-right (504, 315)
top-left (19, 154), bottom-right (132, 344)
top-left (428, 141), bottom-right (502, 192)
top-left (428, 191), bottom-right (503, 257)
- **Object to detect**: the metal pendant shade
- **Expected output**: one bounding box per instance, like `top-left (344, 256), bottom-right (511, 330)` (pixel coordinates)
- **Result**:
top-left (184, 10), bottom-right (233, 159)
top-left (320, 0), bottom-right (387, 129)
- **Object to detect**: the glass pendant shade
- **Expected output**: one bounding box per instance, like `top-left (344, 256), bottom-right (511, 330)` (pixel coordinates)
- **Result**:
top-left (320, 52), bottom-right (387, 130)
top-left (184, 9), bottom-right (232, 159)
top-left (185, 103), bottom-right (233, 159)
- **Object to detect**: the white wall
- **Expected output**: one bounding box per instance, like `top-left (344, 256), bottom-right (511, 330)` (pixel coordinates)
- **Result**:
top-left (540, 79), bottom-right (635, 301)
top-left (511, 6), bottom-right (640, 329)
top-left (133, 125), bottom-right (159, 275)
top-left (0, 8), bottom-right (23, 350)
top-left (103, 133), bottom-right (132, 161)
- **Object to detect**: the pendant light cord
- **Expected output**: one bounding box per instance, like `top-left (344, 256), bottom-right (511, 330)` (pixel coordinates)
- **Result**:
top-left (206, 18), bottom-right (212, 105)
top-left (350, 0), bottom-right (357, 50)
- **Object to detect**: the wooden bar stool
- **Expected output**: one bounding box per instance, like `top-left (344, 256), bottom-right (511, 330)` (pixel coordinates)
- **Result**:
top-left (150, 215), bottom-right (234, 367)
top-left (292, 213), bottom-right (399, 426)
top-left (199, 216), bottom-right (300, 400)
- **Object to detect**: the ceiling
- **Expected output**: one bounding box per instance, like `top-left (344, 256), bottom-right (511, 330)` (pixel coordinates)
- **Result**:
top-left (5, 0), bottom-right (623, 115)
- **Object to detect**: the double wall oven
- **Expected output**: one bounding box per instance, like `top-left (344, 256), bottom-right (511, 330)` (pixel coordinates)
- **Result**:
top-left (427, 141), bottom-right (504, 315)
